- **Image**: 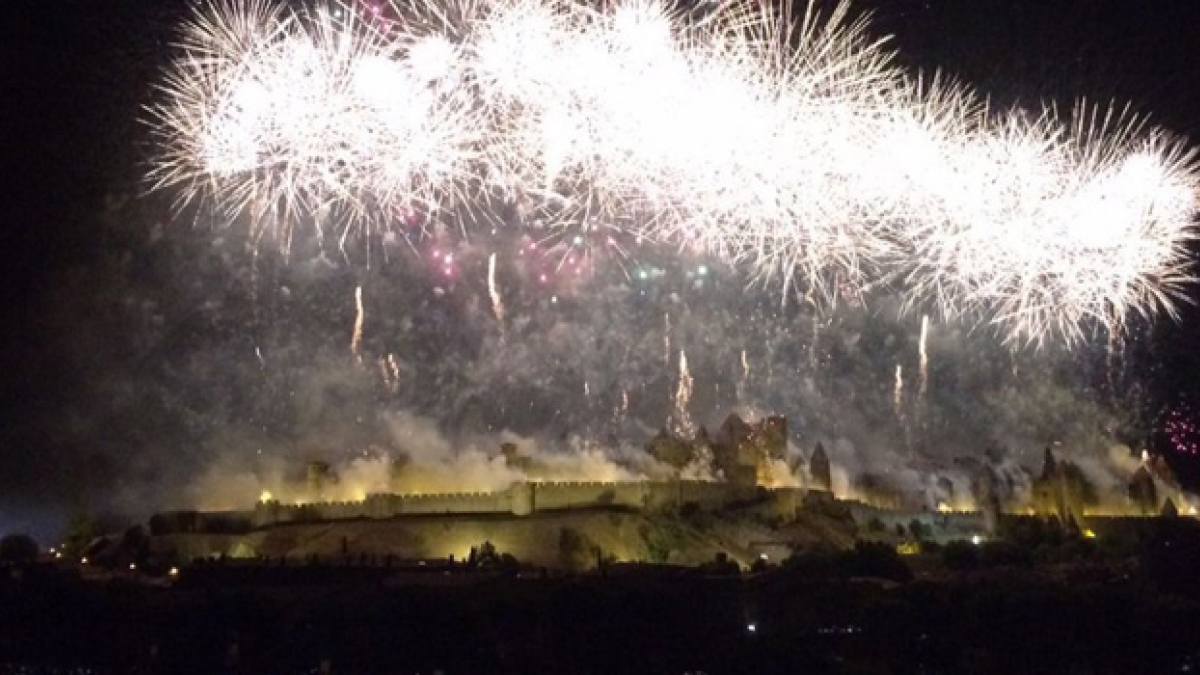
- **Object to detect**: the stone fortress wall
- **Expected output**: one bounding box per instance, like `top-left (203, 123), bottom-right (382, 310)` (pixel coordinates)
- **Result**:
top-left (250, 481), bottom-right (808, 527)
top-left (152, 481), bottom-right (812, 535)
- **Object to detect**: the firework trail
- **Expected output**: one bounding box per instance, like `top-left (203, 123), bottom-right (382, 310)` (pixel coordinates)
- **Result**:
top-left (738, 348), bottom-right (750, 400)
top-left (147, 0), bottom-right (1200, 346)
top-left (351, 285), bottom-right (365, 358)
top-left (918, 314), bottom-right (929, 401)
top-left (672, 350), bottom-right (695, 436)
top-left (663, 312), bottom-right (671, 366)
top-left (487, 252), bottom-right (505, 322)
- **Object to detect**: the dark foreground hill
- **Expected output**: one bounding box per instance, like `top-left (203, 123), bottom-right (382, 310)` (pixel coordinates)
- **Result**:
top-left (4, 561), bottom-right (1200, 675)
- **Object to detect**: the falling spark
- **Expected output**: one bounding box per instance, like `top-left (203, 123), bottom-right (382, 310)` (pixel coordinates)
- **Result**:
top-left (809, 316), bottom-right (820, 368)
top-left (893, 363), bottom-right (904, 416)
top-left (487, 252), bottom-right (505, 323)
top-left (672, 350), bottom-right (694, 436)
top-left (918, 314), bottom-right (929, 401)
top-left (351, 285), bottom-right (364, 360)
top-left (380, 353), bottom-right (400, 392)
top-left (664, 313), bottom-right (672, 365)
top-left (738, 348), bottom-right (753, 413)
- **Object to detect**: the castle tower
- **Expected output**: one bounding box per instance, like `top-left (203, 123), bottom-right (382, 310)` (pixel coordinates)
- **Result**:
top-left (1128, 465), bottom-right (1158, 515)
top-left (307, 461), bottom-right (334, 498)
top-left (761, 416), bottom-right (788, 460)
top-left (809, 442), bottom-right (831, 492)
top-left (977, 468), bottom-right (1000, 534)
top-left (1040, 447), bottom-right (1057, 481)
top-left (510, 482), bottom-right (535, 516)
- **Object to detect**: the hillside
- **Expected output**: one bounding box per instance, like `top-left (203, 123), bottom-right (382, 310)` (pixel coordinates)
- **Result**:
top-left (151, 505), bottom-right (860, 569)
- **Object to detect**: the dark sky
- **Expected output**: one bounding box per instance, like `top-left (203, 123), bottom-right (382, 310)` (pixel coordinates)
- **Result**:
top-left (1, 0), bottom-right (1199, 535)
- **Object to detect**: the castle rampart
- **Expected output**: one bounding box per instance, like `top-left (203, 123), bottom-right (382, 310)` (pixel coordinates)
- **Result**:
top-left (155, 481), bottom-right (817, 534)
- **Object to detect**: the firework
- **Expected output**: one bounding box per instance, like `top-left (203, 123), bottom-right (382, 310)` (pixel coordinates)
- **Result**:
top-left (147, 0), bottom-right (483, 246)
top-left (896, 104), bottom-right (1200, 345)
top-left (148, 0), bottom-right (1200, 345)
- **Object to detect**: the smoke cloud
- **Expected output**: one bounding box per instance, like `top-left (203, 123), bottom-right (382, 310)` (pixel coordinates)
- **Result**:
top-left (33, 194), bottom-right (1158, 520)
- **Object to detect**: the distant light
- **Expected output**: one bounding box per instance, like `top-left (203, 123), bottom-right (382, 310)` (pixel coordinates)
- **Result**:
top-left (129, 563), bottom-right (137, 571)
top-left (971, 535), bottom-right (983, 546)
top-left (81, 557), bottom-right (89, 565)
top-left (698, 265), bottom-right (708, 276)
top-left (55, 552), bottom-right (63, 559)
top-left (1083, 529), bottom-right (1097, 539)
top-left (259, 490), bottom-right (274, 502)
top-left (169, 567), bottom-right (179, 576)
top-left (759, 553), bottom-right (768, 561)
top-left (444, 253), bottom-right (453, 263)
top-left (550, 296), bottom-right (558, 304)
top-left (573, 235), bottom-right (584, 245)
top-left (747, 623), bottom-right (757, 633)
top-left (539, 273), bottom-right (548, 283)
top-left (638, 269), bottom-right (648, 280)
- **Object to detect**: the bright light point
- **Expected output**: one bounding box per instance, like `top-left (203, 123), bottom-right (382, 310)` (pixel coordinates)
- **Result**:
top-left (444, 267), bottom-right (453, 276)
top-left (408, 35), bottom-right (457, 82)
top-left (697, 265), bottom-right (708, 276)
top-left (129, 563), bottom-right (137, 570)
top-left (81, 557), bottom-right (88, 565)
top-left (259, 490), bottom-right (274, 502)
top-left (971, 535), bottom-right (983, 546)
top-left (169, 567), bottom-right (180, 576)
top-left (759, 553), bottom-right (768, 560)
top-left (444, 254), bottom-right (453, 263)
top-left (1083, 529), bottom-right (1097, 539)
top-left (539, 273), bottom-right (548, 283)
top-left (638, 270), bottom-right (648, 280)
top-left (573, 236), bottom-right (583, 245)
top-left (550, 295), bottom-right (558, 304)
top-left (747, 623), bottom-right (757, 633)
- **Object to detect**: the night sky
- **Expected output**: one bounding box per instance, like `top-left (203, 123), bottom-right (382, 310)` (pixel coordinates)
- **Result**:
top-left (2, 0), bottom-right (1199, 538)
